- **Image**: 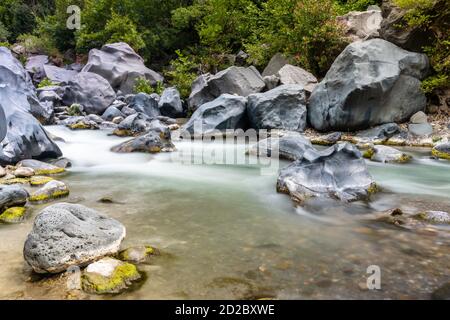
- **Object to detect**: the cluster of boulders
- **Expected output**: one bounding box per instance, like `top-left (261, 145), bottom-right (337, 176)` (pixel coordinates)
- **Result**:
top-left (0, 159), bottom-right (69, 223)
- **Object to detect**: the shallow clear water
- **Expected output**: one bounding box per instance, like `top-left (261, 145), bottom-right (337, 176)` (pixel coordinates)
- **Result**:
top-left (0, 127), bottom-right (449, 300)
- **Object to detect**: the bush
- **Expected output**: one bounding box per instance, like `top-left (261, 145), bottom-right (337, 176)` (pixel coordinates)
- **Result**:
top-left (37, 78), bottom-right (56, 89)
top-left (133, 77), bottom-right (165, 95)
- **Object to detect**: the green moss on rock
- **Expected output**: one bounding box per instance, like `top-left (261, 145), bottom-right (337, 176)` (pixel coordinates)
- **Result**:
top-left (432, 148), bottom-right (450, 160)
top-left (0, 178), bottom-right (30, 185)
top-left (30, 176), bottom-right (54, 186)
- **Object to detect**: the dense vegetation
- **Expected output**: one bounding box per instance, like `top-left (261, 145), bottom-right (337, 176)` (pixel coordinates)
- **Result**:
top-left (0, 0), bottom-right (448, 98)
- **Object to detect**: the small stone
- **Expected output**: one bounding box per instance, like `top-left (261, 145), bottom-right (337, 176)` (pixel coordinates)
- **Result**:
top-left (0, 207), bottom-right (28, 223)
top-left (81, 258), bottom-right (141, 294)
top-left (119, 246), bottom-right (159, 263)
top-left (408, 123), bottom-right (433, 137)
top-left (29, 180), bottom-right (69, 203)
top-left (13, 167), bottom-right (35, 178)
top-left (0, 166), bottom-right (6, 178)
top-left (112, 116), bottom-right (124, 124)
top-left (410, 111), bottom-right (428, 124)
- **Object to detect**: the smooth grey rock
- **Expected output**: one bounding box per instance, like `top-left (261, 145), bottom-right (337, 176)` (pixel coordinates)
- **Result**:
top-left (337, 9), bottom-right (383, 42)
top-left (115, 113), bottom-right (169, 137)
top-left (39, 90), bottom-right (62, 105)
top-left (277, 143), bottom-right (376, 203)
top-left (277, 65), bottom-right (318, 93)
top-left (111, 130), bottom-right (175, 154)
top-left (417, 211), bottom-right (450, 224)
top-left (182, 94), bottom-right (248, 136)
top-left (366, 145), bottom-right (411, 163)
top-left (263, 75), bottom-right (280, 91)
top-left (188, 66), bottom-right (265, 111)
top-left (43, 65), bottom-right (78, 84)
top-left (408, 123), bottom-right (433, 137)
top-left (23, 203), bottom-right (126, 274)
top-left (308, 39), bottom-right (429, 131)
top-left (247, 85), bottom-right (307, 132)
top-left (379, 0), bottom-right (436, 52)
top-left (63, 72), bottom-right (116, 115)
top-left (121, 106), bottom-right (138, 117)
top-left (158, 87), bottom-right (184, 118)
top-left (410, 111), bottom-right (428, 124)
top-left (262, 53), bottom-right (289, 77)
top-left (82, 42), bottom-right (163, 94)
top-left (248, 135), bottom-right (314, 161)
top-left (0, 185), bottom-right (29, 212)
top-left (0, 47), bottom-right (62, 165)
top-left (101, 106), bottom-right (125, 122)
top-left (29, 180), bottom-right (69, 203)
top-left (128, 93), bottom-right (160, 118)
top-left (13, 167), bottom-right (35, 178)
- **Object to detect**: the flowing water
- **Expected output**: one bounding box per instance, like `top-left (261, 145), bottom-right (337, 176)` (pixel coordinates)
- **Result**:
top-left (0, 126), bottom-right (449, 300)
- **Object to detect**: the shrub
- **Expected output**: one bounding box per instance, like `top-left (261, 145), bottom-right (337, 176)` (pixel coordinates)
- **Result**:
top-left (166, 50), bottom-right (198, 99)
top-left (37, 78), bottom-right (55, 89)
top-left (133, 77), bottom-right (165, 95)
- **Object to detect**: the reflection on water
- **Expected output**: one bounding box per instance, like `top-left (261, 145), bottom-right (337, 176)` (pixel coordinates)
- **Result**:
top-left (0, 127), bottom-right (449, 300)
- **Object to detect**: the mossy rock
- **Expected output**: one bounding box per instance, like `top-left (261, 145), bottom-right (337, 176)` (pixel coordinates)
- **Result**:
top-left (0, 178), bottom-right (30, 185)
top-left (68, 122), bottom-right (98, 130)
top-left (432, 144), bottom-right (450, 160)
top-left (81, 258), bottom-right (142, 294)
top-left (118, 246), bottom-right (160, 263)
top-left (29, 180), bottom-right (70, 203)
top-left (415, 211), bottom-right (450, 224)
top-left (112, 129), bottom-right (132, 137)
top-left (0, 207), bottom-right (28, 223)
top-left (30, 176), bottom-right (54, 186)
top-left (18, 160), bottom-right (65, 175)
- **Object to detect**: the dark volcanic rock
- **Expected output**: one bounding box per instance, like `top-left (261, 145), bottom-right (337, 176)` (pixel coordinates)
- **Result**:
top-left (158, 87), bottom-right (184, 118)
top-left (277, 143), bottom-right (376, 203)
top-left (82, 42), bottom-right (163, 94)
top-left (0, 47), bottom-right (62, 165)
top-left (247, 85), bottom-right (307, 132)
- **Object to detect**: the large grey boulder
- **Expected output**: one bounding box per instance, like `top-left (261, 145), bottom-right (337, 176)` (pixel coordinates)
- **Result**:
top-left (82, 42), bottom-right (163, 94)
top-left (182, 94), bottom-right (248, 136)
top-left (0, 47), bottom-right (62, 165)
top-left (111, 129), bottom-right (175, 154)
top-left (159, 87), bottom-right (184, 118)
top-left (247, 85), bottom-right (307, 132)
top-left (43, 65), bottom-right (78, 85)
top-left (277, 143), bottom-right (376, 203)
top-left (188, 66), bottom-right (265, 111)
top-left (114, 113), bottom-right (169, 137)
top-left (277, 65), bottom-right (318, 93)
top-left (337, 9), bottom-right (382, 42)
top-left (0, 185), bottom-right (29, 212)
top-left (128, 93), bottom-right (160, 118)
top-left (248, 135), bottom-right (314, 161)
top-left (23, 203), bottom-right (126, 274)
top-left (63, 72), bottom-right (116, 115)
top-left (308, 39), bottom-right (429, 131)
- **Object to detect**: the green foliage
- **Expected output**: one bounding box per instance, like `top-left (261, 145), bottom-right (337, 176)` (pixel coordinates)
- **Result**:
top-left (0, 0), bottom-right (36, 42)
top-left (16, 33), bottom-right (56, 55)
top-left (395, 0), bottom-right (449, 93)
top-left (133, 77), bottom-right (165, 95)
top-left (166, 50), bottom-right (198, 99)
top-left (37, 78), bottom-right (55, 89)
top-left (0, 21), bottom-right (10, 42)
top-left (335, 0), bottom-right (381, 13)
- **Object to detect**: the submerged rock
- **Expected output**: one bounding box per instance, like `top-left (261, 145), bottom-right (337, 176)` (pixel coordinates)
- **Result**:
top-left (0, 184), bottom-right (29, 212)
top-left (111, 130), bottom-right (175, 154)
top-left (247, 85), bottom-right (307, 132)
top-left (188, 66), bottom-right (265, 111)
top-left (0, 206), bottom-right (28, 224)
top-left (432, 143), bottom-right (450, 160)
top-left (277, 143), bottom-right (377, 204)
top-left (363, 145), bottom-right (412, 163)
top-left (29, 180), bottom-right (69, 203)
top-left (24, 203), bottom-right (126, 273)
top-left (63, 72), bottom-right (116, 115)
top-left (308, 39), bottom-right (429, 131)
top-left (182, 94), bottom-right (248, 136)
top-left (81, 257), bottom-right (141, 294)
top-left (18, 159), bottom-right (65, 175)
top-left (248, 135), bottom-right (314, 161)
top-left (82, 42), bottom-right (163, 94)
